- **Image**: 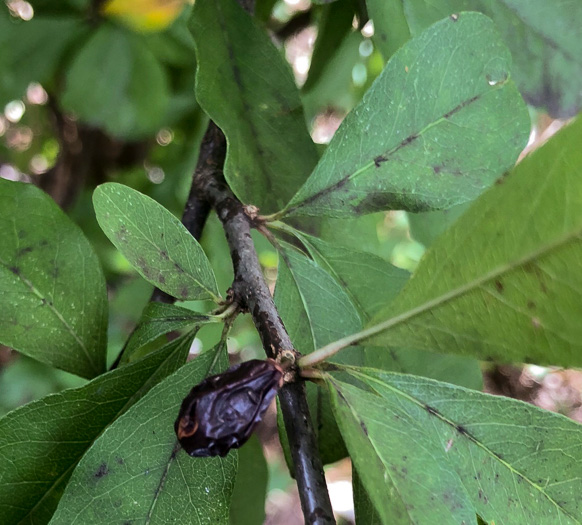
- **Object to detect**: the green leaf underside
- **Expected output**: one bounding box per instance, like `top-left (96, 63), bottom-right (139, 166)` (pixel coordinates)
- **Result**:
top-left (122, 303), bottom-right (212, 363)
top-left (61, 23), bottom-right (170, 138)
top-left (328, 368), bottom-right (582, 524)
top-left (190, 0), bottom-right (318, 213)
top-left (0, 180), bottom-right (107, 378)
top-left (49, 346), bottom-right (235, 525)
top-left (93, 183), bottom-right (219, 302)
top-left (274, 242), bottom-right (362, 464)
top-left (295, 232), bottom-right (410, 320)
top-left (283, 12), bottom-right (529, 218)
top-left (229, 436), bottom-right (268, 525)
top-left (0, 336), bottom-right (193, 525)
top-left (364, 117), bottom-right (582, 367)
top-left (389, 0), bottom-right (582, 118)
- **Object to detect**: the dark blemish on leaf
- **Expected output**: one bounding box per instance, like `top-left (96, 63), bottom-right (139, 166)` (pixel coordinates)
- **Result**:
top-left (402, 455), bottom-right (408, 462)
top-left (39, 240), bottom-right (49, 247)
top-left (51, 267), bottom-right (59, 279)
top-left (494, 280), bottom-right (504, 293)
top-left (173, 262), bottom-right (185, 274)
top-left (443, 95), bottom-right (480, 120)
top-left (456, 425), bottom-right (470, 437)
top-left (374, 155), bottom-right (388, 167)
top-left (9, 266), bottom-right (20, 275)
top-left (16, 246), bottom-right (33, 257)
top-left (158, 274), bottom-right (166, 285)
top-left (18, 230), bottom-right (26, 239)
top-left (180, 286), bottom-right (189, 299)
top-left (360, 421), bottom-right (368, 435)
top-left (425, 404), bottom-right (439, 416)
top-left (116, 457), bottom-right (124, 465)
top-left (450, 13), bottom-right (459, 21)
top-left (400, 134), bottom-right (418, 147)
top-left (94, 462), bottom-right (109, 479)
top-left (160, 250), bottom-right (169, 260)
top-left (433, 165), bottom-right (442, 174)
top-left (527, 300), bottom-right (536, 309)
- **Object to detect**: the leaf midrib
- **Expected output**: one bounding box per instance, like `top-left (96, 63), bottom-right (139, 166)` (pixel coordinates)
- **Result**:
top-left (333, 227), bottom-right (582, 355)
top-left (349, 370), bottom-right (582, 523)
top-left (288, 84), bottom-right (503, 214)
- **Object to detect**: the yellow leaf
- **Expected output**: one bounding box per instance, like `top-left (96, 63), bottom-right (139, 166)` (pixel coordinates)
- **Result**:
top-left (102, 0), bottom-right (193, 33)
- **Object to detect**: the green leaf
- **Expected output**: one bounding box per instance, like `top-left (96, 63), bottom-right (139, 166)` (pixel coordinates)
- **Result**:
top-left (0, 179), bottom-right (107, 378)
top-left (384, 0), bottom-right (582, 117)
top-left (364, 117), bottom-right (582, 367)
top-left (229, 436), bottom-right (268, 525)
top-left (282, 12), bottom-right (529, 218)
top-left (0, 15), bottom-right (84, 106)
top-left (366, 0), bottom-right (411, 59)
top-left (353, 466), bottom-right (382, 525)
top-left (122, 303), bottom-right (213, 363)
top-left (0, 335), bottom-right (193, 525)
top-left (93, 183), bottom-right (220, 302)
top-left (49, 346), bottom-right (236, 524)
top-left (296, 232), bottom-right (409, 320)
top-left (302, 0), bottom-right (356, 92)
top-left (407, 202), bottom-right (469, 247)
top-left (274, 242), bottom-right (362, 464)
top-left (287, 230), bottom-right (482, 391)
top-left (328, 368), bottom-right (582, 524)
top-left (363, 347), bottom-right (483, 391)
top-left (190, 0), bottom-right (319, 213)
top-left (274, 242), bottom-right (362, 356)
top-left (61, 23), bottom-right (170, 138)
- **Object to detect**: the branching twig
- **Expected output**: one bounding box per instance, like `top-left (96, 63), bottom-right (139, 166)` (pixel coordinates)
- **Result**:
top-left (193, 122), bottom-right (335, 524)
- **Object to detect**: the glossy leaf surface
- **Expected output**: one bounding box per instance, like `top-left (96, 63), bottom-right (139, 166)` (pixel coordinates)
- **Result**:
top-left (190, 0), bottom-right (318, 212)
top-left (283, 13), bottom-right (529, 218)
top-left (371, 0), bottom-right (582, 117)
top-left (0, 179), bottom-right (107, 378)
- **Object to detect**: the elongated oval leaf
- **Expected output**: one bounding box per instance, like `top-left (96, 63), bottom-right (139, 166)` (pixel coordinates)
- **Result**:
top-left (94, 183), bottom-right (220, 302)
top-left (295, 232), bottom-right (410, 320)
top-left (61, 23), bottom-right (170, 138)
top-left (122, 303), bottom-right (213, 363)
top-left (328, 368), bottom-right (582, 524)
top-left (190, 0), bottom-right (319, 213)
top-left (0, 179), bottom-right (107, 378)
top-left (274, 242), bottom-right (362, 464)
top-left (0, 335), bottom-right (193, 525)
top-left (49, 347), bottom-right (235, 524)
top-left (362, 117), bottom-right (582, 367)
top-left (373, 0), bottom-right (582, 117)
top-left (282, 12), bottom-right (529, 218)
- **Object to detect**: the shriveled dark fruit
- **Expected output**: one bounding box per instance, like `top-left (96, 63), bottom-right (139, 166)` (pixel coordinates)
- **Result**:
top-left (175, 358), bottom-right (284, 457)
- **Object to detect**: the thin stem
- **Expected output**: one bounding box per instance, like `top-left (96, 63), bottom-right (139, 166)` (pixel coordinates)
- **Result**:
top-left (194, 122), bottom-right (335, 524)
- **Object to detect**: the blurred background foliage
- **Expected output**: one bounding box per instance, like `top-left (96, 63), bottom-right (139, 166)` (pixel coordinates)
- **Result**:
top-left (1, 0), bottom-right (580, 522)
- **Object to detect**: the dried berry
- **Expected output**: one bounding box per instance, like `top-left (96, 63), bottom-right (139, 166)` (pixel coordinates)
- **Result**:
top-left (175, 358), bottom-right (284, 457)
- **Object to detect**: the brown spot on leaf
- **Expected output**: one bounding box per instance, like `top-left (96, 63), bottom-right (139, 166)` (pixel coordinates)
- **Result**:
top-left (16, 246), bottom-right (33, 257)
top-left (374, 155), bottom-right (388, 167)
top-left (94, 462), bottom-right (109, 479)
top-left (160, 250), bottom-right (169, 260)
top-left (527, 300), bottom-right (536, 310)
top-left (494, 280), bottom-right (504, 293)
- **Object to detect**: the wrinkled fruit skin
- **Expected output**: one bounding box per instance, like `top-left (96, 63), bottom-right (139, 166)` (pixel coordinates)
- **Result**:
top-left (175, 359), bottom-right (284, 457)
